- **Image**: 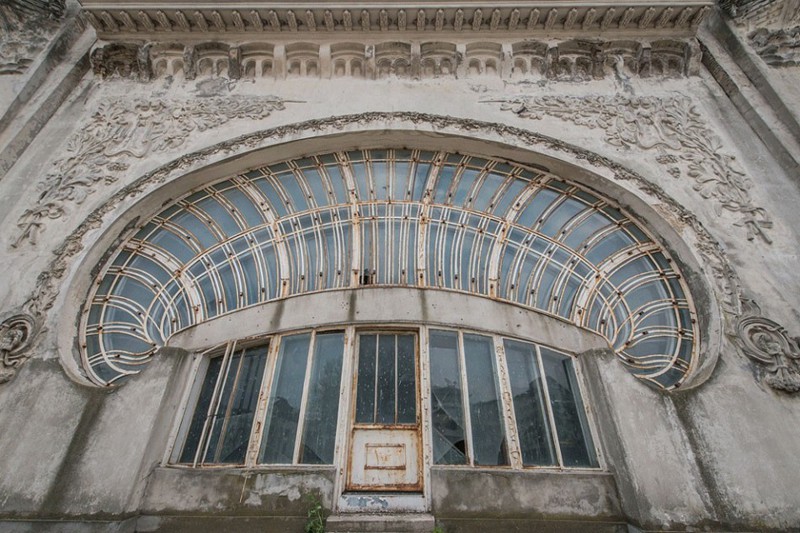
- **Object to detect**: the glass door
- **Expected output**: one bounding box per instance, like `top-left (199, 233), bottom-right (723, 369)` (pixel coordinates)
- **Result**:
top-left (346, 332), bottom-right (422, 492)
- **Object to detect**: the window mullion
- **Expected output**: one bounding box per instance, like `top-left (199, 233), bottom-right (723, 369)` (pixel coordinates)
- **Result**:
top-left (537, 344), bottom-right (563, 468)
top-left (197, 340), bottom-right (235, 466)
top-left (458, 331), bottom-right (475, 466)
top-left (494, 336), bottom-right (523, 469)
top-left (166, 353), bottom-right (206, 465)
top-left (293, 331), bottom-right (317, 464)
top-left (394, 334), bottom-right (399, 424)
top-left (248, 337), bottom-right (280, 466)
top-left (372, 334), bottom-right (379, 423)
top-left (213, 345), bottom-right (246, 463)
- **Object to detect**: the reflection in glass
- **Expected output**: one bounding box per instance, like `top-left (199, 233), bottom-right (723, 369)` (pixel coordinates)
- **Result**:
top-left (429, 330), bottom-right (467, 465)
top-left (259, 334), bottom-right (310, 464)
top-left (179, 356), bottom-right (223, 464)
top-left (504, 339), bottom-right (556, 466)
top-left (299, 332), bottom-right (345, 464)
top-left (356, 333), bottom-right (417, 425)
top-left (463, 334), bottom-right (508, 466)
top-left (355, 335), bottom-right (377, 423)
top-left (541, 348), bottom-right (598, 468)
top-left (181, 344), bottom-right (268, 465)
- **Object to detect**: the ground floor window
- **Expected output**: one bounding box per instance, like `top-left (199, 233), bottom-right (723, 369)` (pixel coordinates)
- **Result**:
top-left (171, 325), bottom-right (598, 474)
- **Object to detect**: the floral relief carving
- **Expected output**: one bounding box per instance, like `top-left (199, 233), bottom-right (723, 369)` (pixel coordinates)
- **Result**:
top-left (0, 314), bottom-right (39, 384)
top-left (733, 299), bottom-right (800, 393)
top-left (13, 96), bottom-right (292, 248)
top-left (484, 94), bottom-right (773, 243)
top-left (14, 113), bottom-right (740, 391)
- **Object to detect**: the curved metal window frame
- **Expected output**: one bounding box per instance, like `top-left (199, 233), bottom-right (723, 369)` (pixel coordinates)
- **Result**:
top-left (81, 149), bottom-right (698, 389)
top-left (167, 325), bottom-right (601, 472)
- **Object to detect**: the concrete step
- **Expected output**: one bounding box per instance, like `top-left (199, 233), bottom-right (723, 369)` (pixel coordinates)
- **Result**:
top-left (325, 513), bottom-right (436, 533)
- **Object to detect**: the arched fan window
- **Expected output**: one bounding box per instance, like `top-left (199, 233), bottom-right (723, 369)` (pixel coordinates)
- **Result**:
top-left (81, 149), bottom-right (697, 389)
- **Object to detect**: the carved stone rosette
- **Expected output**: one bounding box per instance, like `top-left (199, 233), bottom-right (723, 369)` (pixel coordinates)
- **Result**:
top-left (0, 314), bottom-right (39, 384)
top-left (733, 300), bottom-right (800, 393)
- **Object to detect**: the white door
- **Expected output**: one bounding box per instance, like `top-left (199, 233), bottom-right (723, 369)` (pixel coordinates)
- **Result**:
top-left (347, 332), bottom-right (421, 492)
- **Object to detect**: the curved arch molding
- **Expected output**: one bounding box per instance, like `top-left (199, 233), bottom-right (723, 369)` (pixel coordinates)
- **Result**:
top-left (81, 148), bottom-right (698, 389)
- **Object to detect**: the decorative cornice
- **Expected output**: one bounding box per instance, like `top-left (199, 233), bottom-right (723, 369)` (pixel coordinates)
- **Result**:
top-left (89, 37), bottom-right (700, 82)
top-left (79, 2), bottom-right (713, 39)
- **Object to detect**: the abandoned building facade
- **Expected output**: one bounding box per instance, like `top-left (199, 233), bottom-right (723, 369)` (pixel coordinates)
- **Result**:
top-left (1, 0), bottom-right (800, 531)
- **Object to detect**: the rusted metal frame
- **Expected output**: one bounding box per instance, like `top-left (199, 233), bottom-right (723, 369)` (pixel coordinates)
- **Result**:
top-left (465, 160), bottom-right (496, 212)
top-left (331, 326), bottom-right (356, 511)
top-left (152, 227), bottom-right (277, 330)
top-left (418, 326), bottom-right (433, 509)
top-left (248, 334), bottom-right (282, 466)
top-left (535, 343), bottom-right (564, 468)
top-left (487, 175), bottom-right (543, 299)
top-left (310, 209), bottom-right (328, 292)
top-left (196, 339), bottom-right (236, 466)
top-left (337, 151), bottom-right (361, 287)
top-left (292, 330), bottom-right (317, 463)
top-left (211, 186), bottom-right (261, 308)
top-left (456, 330), bottom-right (475, 466)
top-left (164, 350), bottom-right (208, 465)
top-left (210, 344), bottom-right (249, 464)
top-left (255, 169), bottom-right (294, 298)
top-left (570, 354), bottom-right (606, 471)
top-left (548, 203), bottom-right (599, 318)
top-left (493, 335), bottom-right (523, 469)
top-left (417, 151), bottom-right (445, 287)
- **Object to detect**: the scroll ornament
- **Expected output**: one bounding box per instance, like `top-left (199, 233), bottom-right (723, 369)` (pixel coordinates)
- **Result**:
top-left (733, 300), bottom-right (800, 393)
top-left (0, 314), bottom-right (39, 384)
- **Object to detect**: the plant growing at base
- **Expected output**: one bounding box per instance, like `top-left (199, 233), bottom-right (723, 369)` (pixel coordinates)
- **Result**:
top-left (305, 494), bottom-right (325, 533)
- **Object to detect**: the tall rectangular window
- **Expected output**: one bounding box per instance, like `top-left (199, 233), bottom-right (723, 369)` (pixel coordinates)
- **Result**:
top-left (355, 333), bottom-right (417, 426)
top-left (504, 339), bottom-right (556, 466)
top-left (178, 343), bottom-right (269, 465)
top-left (428, 331), bottom-right (596, 470)
top-left (176, 330), bottom-right (345, 467)
top-left (260, 331), bottom-right (346, 464)
top-left (429, 330), bottom-right (467, 465)
top-left (429, 330), bottom-right (509, 466)
top-left (541, 348), bottom-right (599, 468)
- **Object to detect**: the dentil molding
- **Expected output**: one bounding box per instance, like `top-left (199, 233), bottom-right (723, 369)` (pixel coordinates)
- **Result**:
top-left (79, 2), bottom-right (712, 39)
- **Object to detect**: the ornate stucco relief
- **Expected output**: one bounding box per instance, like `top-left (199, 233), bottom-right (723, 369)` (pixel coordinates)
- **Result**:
top-left (749, 26), bottom-right (800, 67)
top-left (0, 1), bottom-right (63, 76)
top-left (0, 313), bottom-right (39, 384)
top-left (10, 113), bottom-right (738, 390)
top-left (483, 94), bottom-right (773, 243)
top-left (12, 96), bottom-right (293, 248)
top-left (733, 299), bottom-right (800, 393)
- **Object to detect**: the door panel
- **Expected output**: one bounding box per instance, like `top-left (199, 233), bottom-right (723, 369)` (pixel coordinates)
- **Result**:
top-left (348, 429), bottom-right (420, 490)
top-left (347, 333), bottom-right (421, 492)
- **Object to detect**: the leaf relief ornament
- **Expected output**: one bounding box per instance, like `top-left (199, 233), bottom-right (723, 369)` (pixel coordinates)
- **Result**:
top-left (733, 299), bottom-right (800, 393)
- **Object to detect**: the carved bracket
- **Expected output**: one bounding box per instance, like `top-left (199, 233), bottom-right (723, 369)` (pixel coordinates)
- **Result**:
top-left (12, 96), bottom-right (294, 248)
top-left (733, 299), bottom-right (800, 393)
top-left (0, 314), bottom-right (40, 384)
top-left (483, 94), bottom-right (773, 244)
